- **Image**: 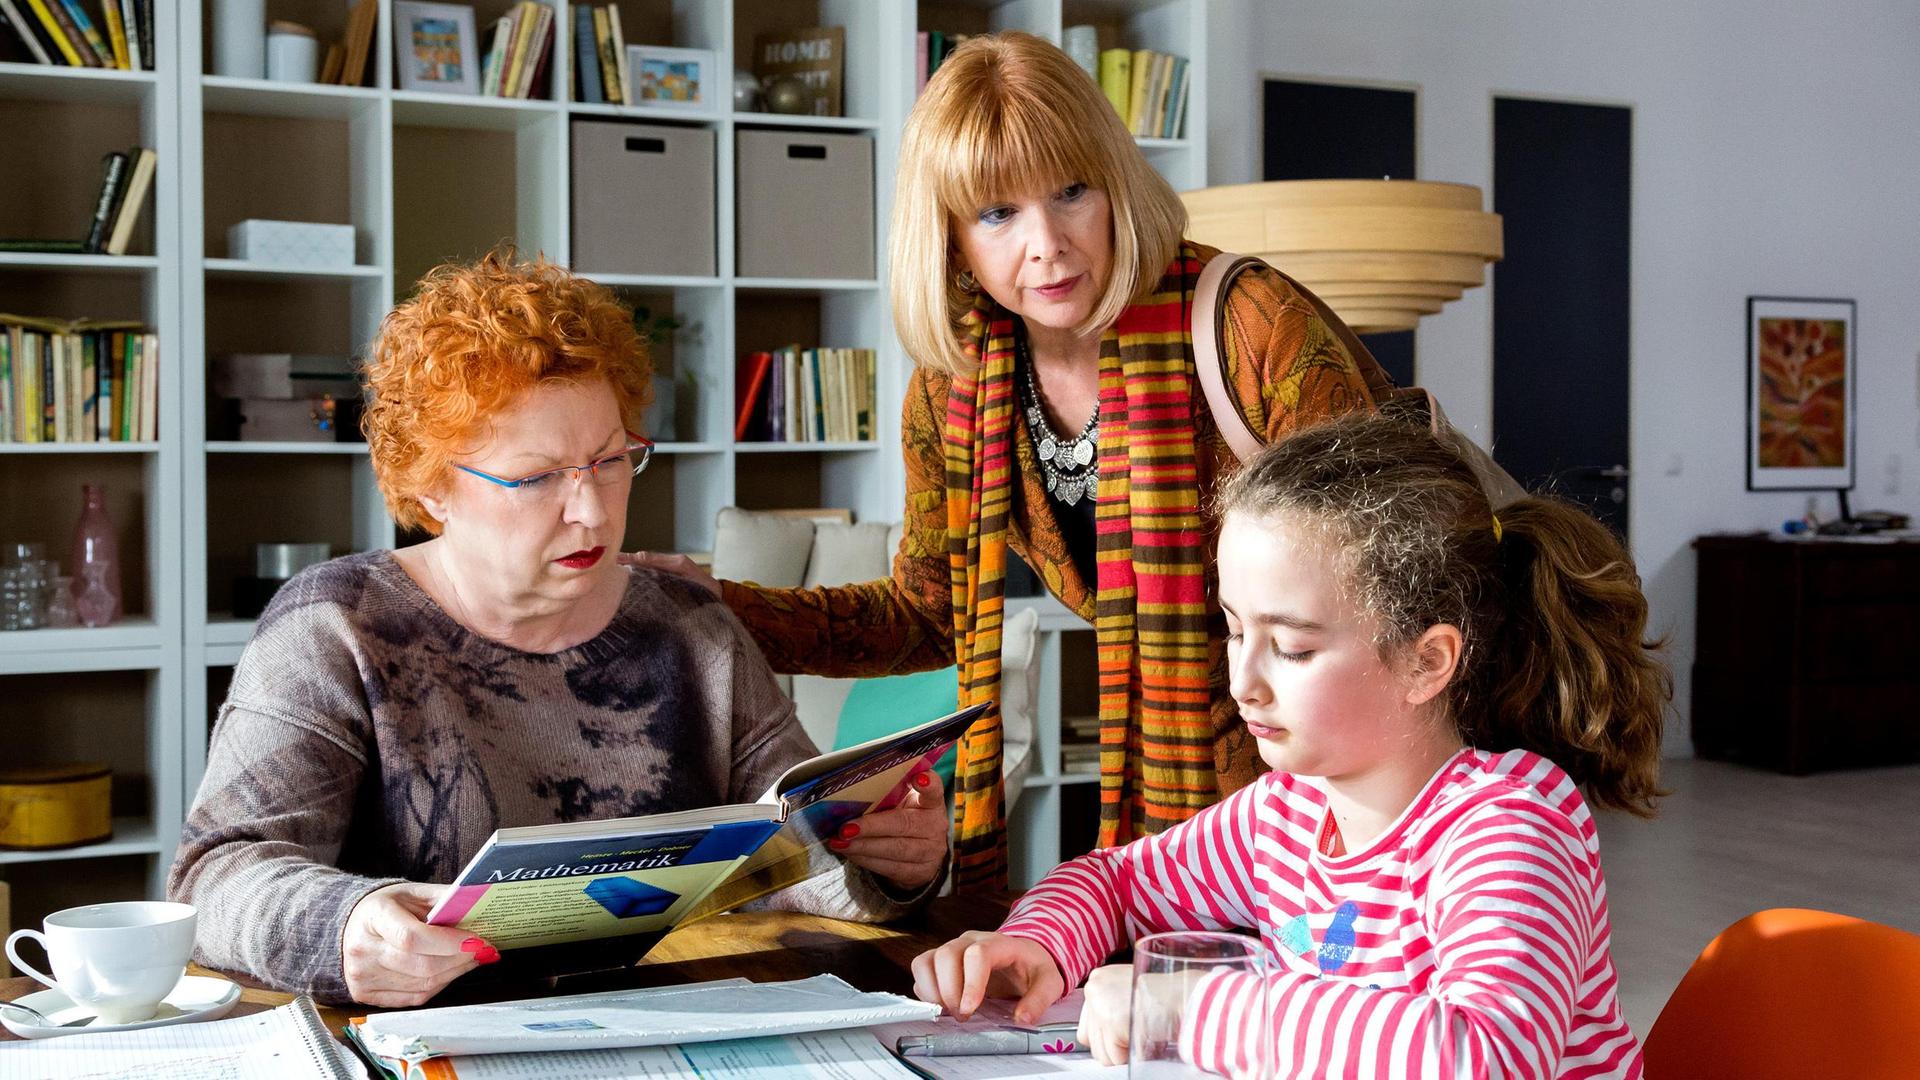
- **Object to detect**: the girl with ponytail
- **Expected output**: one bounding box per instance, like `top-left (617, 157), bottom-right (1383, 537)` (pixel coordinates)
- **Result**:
top-left (912, 411), bottom-right (1669, 1079)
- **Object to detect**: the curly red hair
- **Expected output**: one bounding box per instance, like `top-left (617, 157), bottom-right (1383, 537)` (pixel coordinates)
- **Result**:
top-left (361, 250), bottom-right (653, 534)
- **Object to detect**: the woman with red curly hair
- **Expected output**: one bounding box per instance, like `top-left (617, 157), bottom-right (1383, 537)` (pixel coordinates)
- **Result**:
top-left (168, 252), bottom-right (949, 1008)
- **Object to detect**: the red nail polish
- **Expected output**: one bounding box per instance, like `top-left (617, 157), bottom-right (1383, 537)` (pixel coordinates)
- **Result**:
top-left (476, 947), bottom-right (501, 965)
top-left (840, 823), bottom-right (861, 839)
top-left (913, 772), bottom-right (933, 789)
top-left (829, 839), bottom-right (850, 850)
top-left (460, 937), bottom-right (484, 953)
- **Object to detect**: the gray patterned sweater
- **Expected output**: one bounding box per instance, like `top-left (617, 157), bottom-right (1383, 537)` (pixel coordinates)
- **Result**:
top-left (168, 550), bottom-right (926, 1004)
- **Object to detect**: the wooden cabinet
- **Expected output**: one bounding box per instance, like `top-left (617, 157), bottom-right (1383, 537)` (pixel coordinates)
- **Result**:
top-left (1692, 535), bottom-right (1920, 773)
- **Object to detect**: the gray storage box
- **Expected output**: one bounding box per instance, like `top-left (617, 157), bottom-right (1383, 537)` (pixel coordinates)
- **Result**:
top-left (571, 120), bottom-right (716, 277)
top-left (736, 129), bottom-right (874, 280)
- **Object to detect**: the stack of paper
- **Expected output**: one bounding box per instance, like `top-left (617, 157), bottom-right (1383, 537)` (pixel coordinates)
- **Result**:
top-left (351, 972), bottom-right (936, 1068)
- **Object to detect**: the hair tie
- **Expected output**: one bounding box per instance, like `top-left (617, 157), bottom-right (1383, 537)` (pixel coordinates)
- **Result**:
top-left (1491, 514), bottom-right (1504, 543)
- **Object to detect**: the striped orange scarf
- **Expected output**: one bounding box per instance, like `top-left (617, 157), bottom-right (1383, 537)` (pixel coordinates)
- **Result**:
top-left (946, 245), bottom-right (1216, 889)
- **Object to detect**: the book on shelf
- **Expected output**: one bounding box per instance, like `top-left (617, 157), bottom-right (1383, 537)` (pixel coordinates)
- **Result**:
top-left (1102, 48), bottom-right (1191, 138)
top-left (734, 349), bottom-right (774, 440)
top-left (1163, 55), bottom-right (1187, 137)
top-left (480, 1), bottom-right (552, 100)
top-left (0, 239), bottom-right (85, 253)
top-left (0, 0), bottom-right (53, 64)
top-left (571, 5), bottom-right (600, 103)
top-left (480, 13), bottom-right (508, 96)
top-left (591, 5), bottom-right (620, 104)
top-left (739, 345), bottom-right (876, 445)
top-left (916, 30), bottom-right (969, 96)
top-left (511, 1), bottom-right (547, 98)
top-left (104, 146), bottom-right (155, 256)
top-left (606, 4), bottom-right (629, 105)
top-left (115, 0), bottom-right (137, 69)
top-left (336, 0), bottom-right (375, 88)
top-left (317, 40), bottom-right (343, 84)
top-left (524, 3), bottom-right (555, 99)
top-left (82, 150), bottom-right (128, 255)
top-left (14, 0), bottom-right (86, 66)
top-left (1098, 47), bottom-right (1131, 120)
top-left (55, 0), bottom-right (111, 66)
top-left (424, 702), bottom-right (987, 955)
top-left (18, 0), bottom-right (157, 70)
top-left (0, 313), bottom-right (153, 443)
top-left (98, 0), bottom-right (125, 68)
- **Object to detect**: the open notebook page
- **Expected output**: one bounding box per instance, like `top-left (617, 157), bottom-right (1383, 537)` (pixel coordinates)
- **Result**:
top-left (0, 997), bottom-right (363, 1080)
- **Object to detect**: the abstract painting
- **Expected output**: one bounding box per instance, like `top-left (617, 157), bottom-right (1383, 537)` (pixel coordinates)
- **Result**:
top-left (1748, 297), bottom-right (1856, 490)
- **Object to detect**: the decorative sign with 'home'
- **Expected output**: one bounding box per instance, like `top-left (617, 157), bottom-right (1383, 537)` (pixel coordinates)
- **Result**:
top-left (753, 26), bottom-right (845, 116)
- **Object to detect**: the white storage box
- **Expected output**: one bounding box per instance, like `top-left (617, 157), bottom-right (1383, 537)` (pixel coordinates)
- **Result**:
top-left (227, 219), bottom-right (357, 267)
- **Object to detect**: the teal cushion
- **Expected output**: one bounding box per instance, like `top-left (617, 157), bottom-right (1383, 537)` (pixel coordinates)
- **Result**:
top-left (832, 667), bottom-right (960, 792)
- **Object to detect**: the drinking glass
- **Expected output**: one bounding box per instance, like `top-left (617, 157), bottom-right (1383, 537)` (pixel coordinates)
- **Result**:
top-left (0, 544), bottom-right (50, 630)
top-left (1130, 930), bottom-right (1268, 1079)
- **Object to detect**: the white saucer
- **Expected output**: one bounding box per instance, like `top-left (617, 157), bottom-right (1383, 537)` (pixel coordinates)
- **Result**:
top-left (0, 974), bottom-right (242, 1040)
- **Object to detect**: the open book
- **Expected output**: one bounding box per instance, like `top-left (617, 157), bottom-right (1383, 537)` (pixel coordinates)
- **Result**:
top-left (425, 702), bottom-right (987, 952)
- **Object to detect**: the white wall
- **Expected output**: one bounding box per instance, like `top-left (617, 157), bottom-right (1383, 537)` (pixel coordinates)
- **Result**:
top-left (1206, 0), bottom-right (1920, 752)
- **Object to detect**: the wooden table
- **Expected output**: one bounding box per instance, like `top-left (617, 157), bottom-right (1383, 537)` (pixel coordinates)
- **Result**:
top-left (1, 895), bottom-right (1009, 1041)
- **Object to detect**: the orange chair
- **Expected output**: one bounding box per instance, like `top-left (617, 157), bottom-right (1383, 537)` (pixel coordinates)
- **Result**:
top-left (1643, 908), bottom-right (1920, 1079)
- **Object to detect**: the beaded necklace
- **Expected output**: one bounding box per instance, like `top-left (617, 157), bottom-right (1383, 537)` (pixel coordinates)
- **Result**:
top-left (1018, 331), bottom-right (1099, 507)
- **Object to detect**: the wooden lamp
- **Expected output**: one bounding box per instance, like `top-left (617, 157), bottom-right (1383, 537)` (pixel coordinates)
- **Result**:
top-left (1181, 179), bottom-right (1503, 334)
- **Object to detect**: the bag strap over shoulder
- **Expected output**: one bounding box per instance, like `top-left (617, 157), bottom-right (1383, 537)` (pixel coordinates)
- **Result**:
top-left (1191, 253), bottom-right (1267, 462)
top-left (1189, 251), bottom-right (1528, 511)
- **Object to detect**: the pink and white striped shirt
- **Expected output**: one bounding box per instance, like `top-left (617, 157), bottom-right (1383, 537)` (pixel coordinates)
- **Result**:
top-left (1000, 749), bottom-right (1642, 1079)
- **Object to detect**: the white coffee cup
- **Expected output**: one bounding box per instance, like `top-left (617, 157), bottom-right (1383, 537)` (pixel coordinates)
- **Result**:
top-left (5, 901), bottom-right (196, 1024)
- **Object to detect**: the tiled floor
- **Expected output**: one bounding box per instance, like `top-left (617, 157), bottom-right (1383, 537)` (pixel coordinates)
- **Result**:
top-left (1595, 756), bottom-right (1920, 1036)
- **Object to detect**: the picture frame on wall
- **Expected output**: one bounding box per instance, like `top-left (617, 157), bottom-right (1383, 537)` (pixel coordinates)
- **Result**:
top-left (1747, 295), bottom-right (1857, 491)
top-left (393, 1), bottom-right (480, 95)
top-left (627, 45), bottom-right (716, 110)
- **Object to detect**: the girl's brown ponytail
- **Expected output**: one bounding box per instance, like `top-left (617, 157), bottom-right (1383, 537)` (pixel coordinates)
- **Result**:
top-left (1461, 497), bottom-right (1669, 815)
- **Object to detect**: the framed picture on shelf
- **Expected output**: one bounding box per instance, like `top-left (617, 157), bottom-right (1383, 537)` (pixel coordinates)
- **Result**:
top-left (393, 1), bottom-right (480, 95)
top-left (626, 45), bottom-right (715, 109)
top-left (1747, 295), bottom-right (1857, 491)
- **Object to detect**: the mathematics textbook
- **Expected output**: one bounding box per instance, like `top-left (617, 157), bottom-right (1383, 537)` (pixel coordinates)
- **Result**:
top-left (425, 702), bottom-right (986, 952)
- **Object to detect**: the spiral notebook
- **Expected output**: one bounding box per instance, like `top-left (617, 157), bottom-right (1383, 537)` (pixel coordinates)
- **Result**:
top-left (0, 997), bottom-right (363, 1080)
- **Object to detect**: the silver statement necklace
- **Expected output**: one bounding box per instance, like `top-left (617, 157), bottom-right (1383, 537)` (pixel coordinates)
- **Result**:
top-left (1020, 333), bottom-right (1099, 507)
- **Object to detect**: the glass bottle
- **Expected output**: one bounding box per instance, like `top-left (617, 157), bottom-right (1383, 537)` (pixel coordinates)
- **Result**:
top-left (45, 574), bottom-right (78, 628)
top-left (71, 484), bottom-right (122, 627)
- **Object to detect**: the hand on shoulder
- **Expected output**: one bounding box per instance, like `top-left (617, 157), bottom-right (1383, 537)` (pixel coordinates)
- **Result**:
top-left (618, 550), bottom-right (721, 598)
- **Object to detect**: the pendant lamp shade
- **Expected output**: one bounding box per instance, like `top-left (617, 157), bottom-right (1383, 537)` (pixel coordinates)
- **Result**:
top-left (1181, 180), bottom-right (1503, 334)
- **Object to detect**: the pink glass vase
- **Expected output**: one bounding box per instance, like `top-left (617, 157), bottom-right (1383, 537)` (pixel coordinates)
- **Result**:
top-left (70, 483), bottom-right (122, 627)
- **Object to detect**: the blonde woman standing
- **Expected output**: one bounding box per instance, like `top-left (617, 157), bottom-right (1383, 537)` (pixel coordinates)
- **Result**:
top-left (635, 32), bottom-right (1391, 888)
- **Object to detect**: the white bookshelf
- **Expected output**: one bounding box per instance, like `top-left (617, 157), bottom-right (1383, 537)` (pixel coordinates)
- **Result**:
top-left (0, 8), bottom-right (185, 908)
top-left (2, 0), bottom-right (1205, 925)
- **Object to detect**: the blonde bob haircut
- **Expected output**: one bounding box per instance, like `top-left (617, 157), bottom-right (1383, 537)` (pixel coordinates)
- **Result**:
top-left (890, 30), bottom-right (1187, 375)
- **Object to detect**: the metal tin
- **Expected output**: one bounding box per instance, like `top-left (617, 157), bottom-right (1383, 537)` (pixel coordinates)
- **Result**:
top-left (254, 542), bottom-right (331, 579)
